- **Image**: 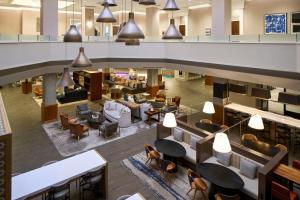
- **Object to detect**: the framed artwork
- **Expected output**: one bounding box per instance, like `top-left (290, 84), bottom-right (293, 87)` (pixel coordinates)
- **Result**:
top-left (264, 13), bottom-right (287, 34)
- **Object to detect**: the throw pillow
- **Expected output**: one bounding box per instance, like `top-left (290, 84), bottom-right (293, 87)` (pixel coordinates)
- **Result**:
top-left (240, 157), bottom-right (258, 179)
top-left (190, 135), bottom-right (200, 150)
top-left (172, 128), bottom-right (183, 142)
top-left (216, 152), bottom-right (232, 166)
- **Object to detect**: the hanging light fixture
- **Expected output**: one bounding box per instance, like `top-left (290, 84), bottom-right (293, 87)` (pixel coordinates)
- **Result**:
top-left (101, 0), bottom-right (118, 6)
top-left (57, 68), bottom-right (75, 88)
top-left (248, 114), bottom-right (264, 130)
top-left (139, 0), bottom-right (156, 5)
top-left (203, 101), bottom-right (215, 114)
top-left (163, 0), bottom-right (179, 10)
top-left (97, 2), bottom-right (117, 23)
top-left (64, 0), bottom-right (82, 42)
top-left (162, 18), bottom-right (182, 39)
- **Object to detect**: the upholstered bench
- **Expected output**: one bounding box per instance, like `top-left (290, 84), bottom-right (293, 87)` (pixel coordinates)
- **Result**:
top-left (165, 127), bottom-right (203, 164)
top-left (204, 151), bottom-right (264, 199)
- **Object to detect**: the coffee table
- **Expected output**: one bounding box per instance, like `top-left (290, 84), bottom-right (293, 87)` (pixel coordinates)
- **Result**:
top-left (195, 122), bottom-right (222, 133)
top-left (197, 163), bottom-right (244, 200)
top-left (144, 109), bottom-right (160, 125)
top-left (154, 139), bottom-right (186, 172)
top-left (86, 113), bottom-right (106, 129)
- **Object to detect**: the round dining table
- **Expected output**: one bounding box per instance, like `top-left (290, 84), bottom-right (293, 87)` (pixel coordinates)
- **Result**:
top-left (154, 139), bottom-right (186, 172)
top-left (197, 163), bottom-right (244, 200)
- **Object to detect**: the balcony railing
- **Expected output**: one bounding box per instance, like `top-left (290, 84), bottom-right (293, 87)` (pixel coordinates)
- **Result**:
top-left (0, 33), bottom-right (299, 43)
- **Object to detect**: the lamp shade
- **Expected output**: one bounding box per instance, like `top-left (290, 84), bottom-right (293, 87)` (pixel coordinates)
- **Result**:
top-left (139, 0), bottom-right (156, 5)
top-left (203, 101), bottom-right (215, 114)
top-left (115, 22), bottom-right (127, 42)
top-left (63, 25), bottom-right (82, 42)
top-left (101, 0), bottom-right (117, 6)
top-left (163, 0), bottom-right (179, 10)
top-left (163, 113), bottom-right (177, 128)
top-left (96, 3), bottom-right (116, 23)
top-left (248, 114), bottom-right (264, 130)
top-left (56, 68), bottom-right (75, 88)
top-left (117, 12), bottom-right (145, 39)
top-left (162, 19), bottom-right (183, 40)
top-left (213, 132), bottom-right (231, 153)
top-left (71, 47), bottom-right (92, 68)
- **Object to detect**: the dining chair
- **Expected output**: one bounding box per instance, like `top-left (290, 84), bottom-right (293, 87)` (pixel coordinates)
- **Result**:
top-left (241, 133), bottom-right (258, 142)
top-left (159, 159), bottom-right (176, 184)
top-left (45, 180), bottom-right (70, 200)
top-left (215, 193), bottom-right (240, 200)
top-left (187, 169), bottom-right (208, 200)
top-left (200, 119), bottom-right (212, 124)
top-left (271, 181), bottom-right (296, 200)
top-left (144, 144), bottom-right (160, 167)
top-left (79, 166), bottom-right (103, 200)
top-left (274, 144), bottom-right (288, 152)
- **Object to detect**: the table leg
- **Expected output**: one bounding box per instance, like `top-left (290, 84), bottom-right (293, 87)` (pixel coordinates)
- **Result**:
top-left (208, 183), bottom-right (217, 200)
top-left (158, 113), bottom-right (160, 122)
top-left (163, 155), bottom-right (178, 172)
top-left (147, 114), bottom-right (152, 125)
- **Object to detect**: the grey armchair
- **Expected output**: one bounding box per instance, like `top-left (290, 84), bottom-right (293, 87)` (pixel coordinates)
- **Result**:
top-left (133, 93), bottom-right (147, 104)
top-left (161, 105), bottom-right (177, 117)
top-left (99, 122), bottom-right (120, 138)
top-left (76, 104), bottom-right (92, 119)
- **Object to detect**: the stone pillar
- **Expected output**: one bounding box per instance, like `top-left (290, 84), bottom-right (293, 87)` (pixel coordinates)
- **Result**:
top-left (40, 0), bottom-right (58, 40)
top-left (147, 69), bottom-right (159, 97)
top-left (211, 0), bottom-right (231, 35)
top-left (82, 7), bottom-right (95, 36)
top-left (212, 78), bottom-right (229, 124)
top-left (146, 7), bottom-right (160, 37)
top-left (41, 73), bottom-right (58, 122)
top-left (102, 68), bottom-right (111, 81)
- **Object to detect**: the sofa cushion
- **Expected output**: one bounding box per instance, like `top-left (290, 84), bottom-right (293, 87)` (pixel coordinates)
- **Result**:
top-left (107, 110), bottom-right (120, 119)
top-left (190, 135), bottom-right (200, 150)
top-left (216, 152), bottom-right (232, 166)
top-left (240, 157), bottom-right (258, 179)
top-left (172, 128), bottom-right (183, 142)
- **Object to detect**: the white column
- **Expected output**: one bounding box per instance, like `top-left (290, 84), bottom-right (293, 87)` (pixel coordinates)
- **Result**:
top-left (40, 0), bottom-right (58, 40)
top-left (42, 73), bottom-right (57, 106)
top-left (146, 7), bottom-right (160, 37)
top-left (211, 0), bottom-right (231, 35)
top-left (147, 69), bottom-right (158, 86)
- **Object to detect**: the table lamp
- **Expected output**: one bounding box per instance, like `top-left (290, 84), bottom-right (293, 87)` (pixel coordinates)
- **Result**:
top-left (203, 101), bottom-right (215, 114)
top-left (248, 114), bottom-right (264, 130)
top-left (213, 132), bottom-right (231, 153)
top-left (163, 112), bottom-right (177, 128)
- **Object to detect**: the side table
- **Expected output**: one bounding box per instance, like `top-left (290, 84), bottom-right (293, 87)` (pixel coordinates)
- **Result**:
top-left (144, 109), bottom-right (160, 125)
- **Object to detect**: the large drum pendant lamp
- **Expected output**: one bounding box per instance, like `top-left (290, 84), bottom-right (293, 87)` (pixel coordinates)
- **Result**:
top-left (162, 18), bottom-right (182, 39)
top-left (117, 12), bottom-right (145, 39)
top-left (71, 47), bottom-right (92, 68)
top-left (64, 0), bottom-right (82, 42)
top-left (57, 68), bottom-right (75, 88)
top-left (101, 0), bottom-right (117, 6)
top-left (139, 0), bottom-right (156, 5)
top-left (163, 0), bottom-right (179, 10)
top-left (97, 3), bottom-right (117, 23)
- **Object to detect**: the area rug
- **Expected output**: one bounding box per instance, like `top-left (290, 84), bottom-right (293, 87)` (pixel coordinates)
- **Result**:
top-left (122, 152), bottom-right (208, 200)
top-left (33, 96), bottom-right (89, 108)
top-left (42, 121), bottom-right (156, 157)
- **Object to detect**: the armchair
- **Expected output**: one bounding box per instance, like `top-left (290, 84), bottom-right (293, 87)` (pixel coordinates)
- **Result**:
top-left (133, 93), bottom-right (147, 104)
top-left (161, 105), bottom-right (177, 117)
top-left (76, 104), bottom-right (92, 119)
top-left (59, 113), bottom-right (76, 130)
top-left (69, 122), bottom-right (89, 141)
top-left (172, 96), bottom-right (181, 107)
top-left (99, 122), bottom-right (119, 138)
top-left (33, 86), bottom-right (43, 97)
top-left (155, 90), bottom-right (166, 103)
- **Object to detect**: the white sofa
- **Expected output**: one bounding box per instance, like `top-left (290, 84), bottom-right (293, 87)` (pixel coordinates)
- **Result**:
top-left (204, 153), bottom-right (264, 200)
top-left (139, 103), bottom-right (153, 121)
top-left (103, 101), bottom-right (131, 128)
top-left (165, 127), bottom-right (203, 164)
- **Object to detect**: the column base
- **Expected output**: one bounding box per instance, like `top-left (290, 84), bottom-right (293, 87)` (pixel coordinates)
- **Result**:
top-left (205, 76), bottom-right (214, 86)
top-left (146, 85), bottom-right (160, 98)
top-left (41, 103), bottom-right (58, 122)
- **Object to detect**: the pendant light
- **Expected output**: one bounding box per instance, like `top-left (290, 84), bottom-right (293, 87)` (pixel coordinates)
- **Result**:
top-left (139, 0), bottom-right (156, 5)
top-left (117, 0), bottom-right (145, 40)
top-left (57, 68), bottom-right (75, 88)
top-left (71, 0), bottom-right (92, 68)
top-left (115, 22), bottom-right (128, 42)
top-left (97, 2), bottom-right (117, 23)
top-left (101, 0), bottom-right (118, 6)
top-left (64, 0), bottom-right (82, 42)
top-left (163, 0), bottom-right (179, 10)
top-left (162, 18), bottom-right (182, 39)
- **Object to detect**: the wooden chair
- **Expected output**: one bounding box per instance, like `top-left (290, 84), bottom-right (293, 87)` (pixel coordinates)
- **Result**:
top-left (155, 90), bottom-right (166, 103)
top-left (159, 159), bottom-right (176, 184)
top-left (69, 122), bottom-right (89, 141)
top-left (144, 144), bottom-right (160, 167)
top-left (271, 181), bottom-right (296, 200)
top-left (200, 119), bottom-right (212, 124)
top-left (215, 193), bottom-right (240, 200)
top-left (171, 96), bottom-right (181, 107)
top-left (275, 144), bottom-right (288, 152)
top-left (59, 113), bottom-right (76, 130)
top-left (187, 169), bottom-right (208, 200)
top-left (33, 86), bottom-right (43, 97)
top-left (241, 133), bottom-right (258, 142)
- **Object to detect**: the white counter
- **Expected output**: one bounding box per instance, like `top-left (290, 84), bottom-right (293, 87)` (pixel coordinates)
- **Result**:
top-left (126, 193), bottom-right (145, 200)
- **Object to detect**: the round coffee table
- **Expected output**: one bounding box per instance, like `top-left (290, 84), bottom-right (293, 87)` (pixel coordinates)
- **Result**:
top-left (154, 139), bottom-right (186, 172)
top-left (87, 113), bottom-right (106, 129)
top-left (197, 163), bottom-right (244, 200)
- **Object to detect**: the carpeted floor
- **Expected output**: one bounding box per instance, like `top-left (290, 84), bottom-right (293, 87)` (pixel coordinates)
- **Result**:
top-left (43, 120), bottom-right (156, 157)
top-left (122, 152), bottom-right (208, 200)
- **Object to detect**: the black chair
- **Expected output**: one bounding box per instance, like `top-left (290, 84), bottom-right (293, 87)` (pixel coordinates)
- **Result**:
top-left (79, 167), bottom-right (103, 200)
top-left (45, 180), bottom-right (70, 200)
top-left (76, 104), bottom-right (92, 119)
top-left (99, 122), bottom-right (119, 138)
top-left (158, 159), bottom-right (176, 184)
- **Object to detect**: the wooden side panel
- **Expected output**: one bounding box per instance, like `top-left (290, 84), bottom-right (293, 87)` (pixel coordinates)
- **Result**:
top-left (156, 123), bottom-right (171, 139)
top-left (41, 103), bottom-right (58, 122)
top-left (89, 72), bottom-right (102, 101)
top-left (212, 104), bottom-right (224, 125)
top-left (205, 76), bottom-right (214, 86)
top-left (0, 134), bottom-right (11, 200)
top-left (196, 135), bottom-right (214, 163)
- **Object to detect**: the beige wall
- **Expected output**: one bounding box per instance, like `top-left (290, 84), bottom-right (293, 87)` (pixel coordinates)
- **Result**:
top-left (244, 0), bottom-right (300, 34)
top-left (0, 9), bottom-right (22, 34)
top-left (22, 10), bottom-right (40, 35)
top-left (188, 8), bottom-right (212, 36)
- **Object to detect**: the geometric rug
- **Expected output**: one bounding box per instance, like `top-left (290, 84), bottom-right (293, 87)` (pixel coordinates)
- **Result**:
top-left (122, 152), bottom-right (208, 200)
top-left (42, 121), bottom-right (156, 157)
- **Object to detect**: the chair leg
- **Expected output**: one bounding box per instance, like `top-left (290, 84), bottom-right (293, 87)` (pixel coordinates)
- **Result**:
top-left (78, 136), bottom-right (80, 141)
top-left (201, 190), bottom-right (207, 200)
top-left (187, 187), bottom-right (193, 195)
top-left (193, 189), bottom-right (197, 200)
top-left (145, 157), bottom-right (150, 164)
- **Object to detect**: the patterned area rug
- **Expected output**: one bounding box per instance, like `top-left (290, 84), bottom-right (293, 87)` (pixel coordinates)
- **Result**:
top-left (122, 152), bottom-right (208, 200)
top-left (42, 121), bottom-right (156, 157)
